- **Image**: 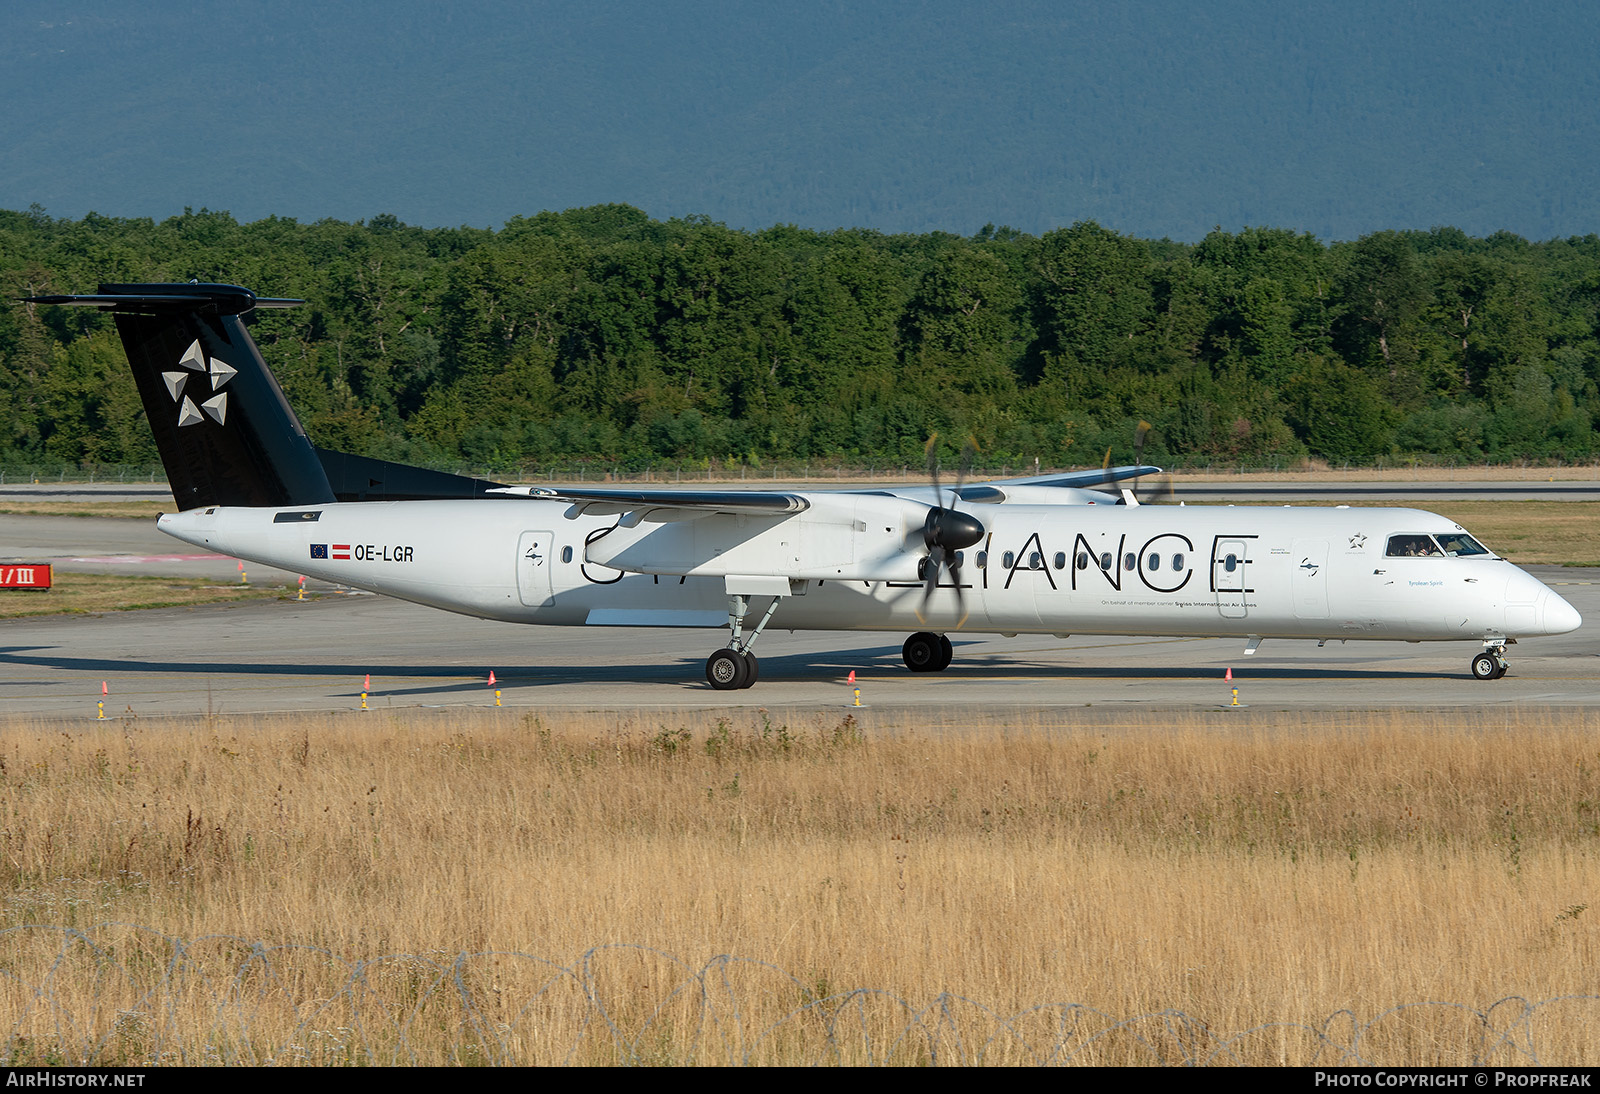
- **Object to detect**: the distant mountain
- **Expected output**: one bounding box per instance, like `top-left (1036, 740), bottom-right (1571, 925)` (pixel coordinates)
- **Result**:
top-left (3, 0), bottom-right (1597, 240)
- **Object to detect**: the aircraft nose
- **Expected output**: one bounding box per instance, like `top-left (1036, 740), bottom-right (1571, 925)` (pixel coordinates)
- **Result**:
top-left (1542, 589), bottom-right (1582, 635)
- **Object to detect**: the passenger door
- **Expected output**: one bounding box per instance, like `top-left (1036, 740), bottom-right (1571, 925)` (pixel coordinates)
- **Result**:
top-left (1212, 536), bottom-right (1254, 620)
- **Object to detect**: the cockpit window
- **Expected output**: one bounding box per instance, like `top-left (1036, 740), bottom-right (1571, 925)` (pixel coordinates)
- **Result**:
top-left (1436, 532), bottom-right (1491, 557)
top-left (1386, 534), bottom-right (1442, 558)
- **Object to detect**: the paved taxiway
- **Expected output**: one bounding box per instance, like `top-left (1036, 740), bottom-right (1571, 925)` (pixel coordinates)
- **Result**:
top-left (2, 508), bottom-right (1594, 719)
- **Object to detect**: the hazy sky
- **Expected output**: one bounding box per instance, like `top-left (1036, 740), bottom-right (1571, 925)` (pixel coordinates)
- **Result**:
top-left (4, 1), bottom-right (1597, 240)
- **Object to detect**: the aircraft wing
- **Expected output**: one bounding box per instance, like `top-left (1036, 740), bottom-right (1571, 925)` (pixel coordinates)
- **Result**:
top-left (493, 465), bottom-right (1162, 519)
top-left (953, 464), bottom-right (1161, 503)
top-left (490, 487), bottom-right (810, 524)
top-left (969, 464), bottom-right (1162, 490)
top-left (864, 464), bottom-right (1162, 505)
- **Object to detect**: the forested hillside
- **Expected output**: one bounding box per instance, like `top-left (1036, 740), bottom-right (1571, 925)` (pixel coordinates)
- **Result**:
top-left (2, 205), bottom-right (1597, 473)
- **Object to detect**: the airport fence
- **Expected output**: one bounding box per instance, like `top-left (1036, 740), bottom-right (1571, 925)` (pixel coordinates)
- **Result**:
top-left (1, 924), bottom-right (1593, 1066)
top-left (0, 463), bottom-right (168, 486)
top-left (4, 455), bottom-right (1600, 491)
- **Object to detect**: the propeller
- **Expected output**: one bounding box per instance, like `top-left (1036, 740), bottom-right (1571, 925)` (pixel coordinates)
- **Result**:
top-left (1125, 420), bottom-right (1152, 503)
top-left (919, 435), bottom-right (984, 624)
top-left (1111, 420), bottom-right (1175, 505)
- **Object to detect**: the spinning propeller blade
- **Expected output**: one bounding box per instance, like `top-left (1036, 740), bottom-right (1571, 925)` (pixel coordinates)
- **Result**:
top-left (919, 436), bottom-right (983, 625)
top-left (1129, 420), bottom-right (1151, 503)
top-left (1127, 420), bottom-right (1178, 504)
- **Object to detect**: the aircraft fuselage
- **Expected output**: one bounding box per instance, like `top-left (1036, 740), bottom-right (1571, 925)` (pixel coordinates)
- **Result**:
top-left (156, 499), bottom-right (1580, 645)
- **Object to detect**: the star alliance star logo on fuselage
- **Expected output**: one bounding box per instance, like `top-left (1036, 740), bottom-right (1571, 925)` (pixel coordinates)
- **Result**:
top-left (1348, 533), bottom-right (1367, 550)
top-left (162, 339), bottom-right (235, 427)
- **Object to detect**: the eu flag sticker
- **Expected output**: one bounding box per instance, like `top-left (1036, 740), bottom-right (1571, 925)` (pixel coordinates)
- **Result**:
top-left (310, 544), bottom-right (329, 559)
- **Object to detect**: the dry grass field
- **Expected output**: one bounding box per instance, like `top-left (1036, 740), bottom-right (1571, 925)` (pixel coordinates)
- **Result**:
top-left (1253, 500), bottom-right (1600, 566)
top-left (1169, 463), bottom-right (1600, 483)
top-left (2, 707), bottom-right (1597, 1065)
top-left (0, 571), bottom-right (291, 620)
top-left (1402, 501), bottom-right (1600, 565)
top-left (0, 501), bottom-right (170, 520)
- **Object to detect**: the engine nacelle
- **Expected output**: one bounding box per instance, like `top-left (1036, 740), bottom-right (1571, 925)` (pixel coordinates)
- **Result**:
top-left (586, 493), bottom-right (927, 582)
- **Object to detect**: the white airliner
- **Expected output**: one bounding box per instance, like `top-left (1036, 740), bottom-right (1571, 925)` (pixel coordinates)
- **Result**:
top-left (25, 283), bottom-right (1581, 689)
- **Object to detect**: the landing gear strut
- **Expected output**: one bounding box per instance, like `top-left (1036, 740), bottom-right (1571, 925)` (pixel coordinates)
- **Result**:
top-left (902, 631), bottom-right (954, 673)
top-left (706, 594), bottom-right (780, 690)
top-left (1471, 647), bottom-right (1508, 680)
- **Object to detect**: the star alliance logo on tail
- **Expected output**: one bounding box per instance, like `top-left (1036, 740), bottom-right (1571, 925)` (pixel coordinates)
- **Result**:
top-left (162, 339), bottom-right (235, 427)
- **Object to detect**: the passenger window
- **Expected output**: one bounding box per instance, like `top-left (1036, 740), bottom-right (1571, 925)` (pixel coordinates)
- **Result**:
top-left (1029, 551), bottom-right (1042, 570)
top-left (1124, 553), bottom-right (1136, 572)
top-left (1100, 552), bottom-right (1113, 571)
top-left (976, 551), bottom-right (988, 569)
top-left (1224, 554), bottom-right (1238, 573)
top-left (1147, 554), bottom-right (1160, 572)
top-left (561, 546), bottom-right (573, 563)
top-left (1076, 552), bottom-right (1089, 571)
top-left (1173, 553), bottom-right (1185, 570)
top-left (1054, 552), bottom-right (1066, 570)
top-left (1002, 551), bottom-right (1015, 569)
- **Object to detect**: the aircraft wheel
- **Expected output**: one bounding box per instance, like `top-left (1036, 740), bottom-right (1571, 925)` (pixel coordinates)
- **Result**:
top-left (1493, 657), bottom-right (1508, 679)
top-left (706, 648), bottom-right (749, 690)
top-left (903, 631), bottom-right (943, 672)
top-left (1471, 651), bottom-right (1502, 681)
top-left (936, 634), bottom-right (954, 672)
top-left (742, 651), bottom-right (760, 688)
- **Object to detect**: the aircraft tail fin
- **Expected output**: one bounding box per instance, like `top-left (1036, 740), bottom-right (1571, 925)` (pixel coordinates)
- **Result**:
top-left (25, 283), bottom-right (336, 509)
top-left (22, 283), bottom-right (507, 508)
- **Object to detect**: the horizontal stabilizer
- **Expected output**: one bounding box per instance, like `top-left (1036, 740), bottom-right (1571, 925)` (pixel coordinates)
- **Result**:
top-left (23, 283), bottom-right (303, 314)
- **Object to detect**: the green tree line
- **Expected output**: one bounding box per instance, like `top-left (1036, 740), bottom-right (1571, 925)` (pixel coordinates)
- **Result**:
top-left (3, 204), bottom-right (1598, 472)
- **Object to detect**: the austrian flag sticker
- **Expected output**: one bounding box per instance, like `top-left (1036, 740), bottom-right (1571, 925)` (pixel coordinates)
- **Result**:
top-left (309, 544), bottom-right (351, 560)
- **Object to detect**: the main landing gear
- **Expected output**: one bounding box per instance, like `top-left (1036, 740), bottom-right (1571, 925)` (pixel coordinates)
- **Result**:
top-left (1471, 643), bottom-right (1509, 681)
top-left (902, 631), bottom-right (953, 673)
top-left (706, 647), bottom-right (759, 690)
top-left (706, 593), bottom-right (782, 690)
